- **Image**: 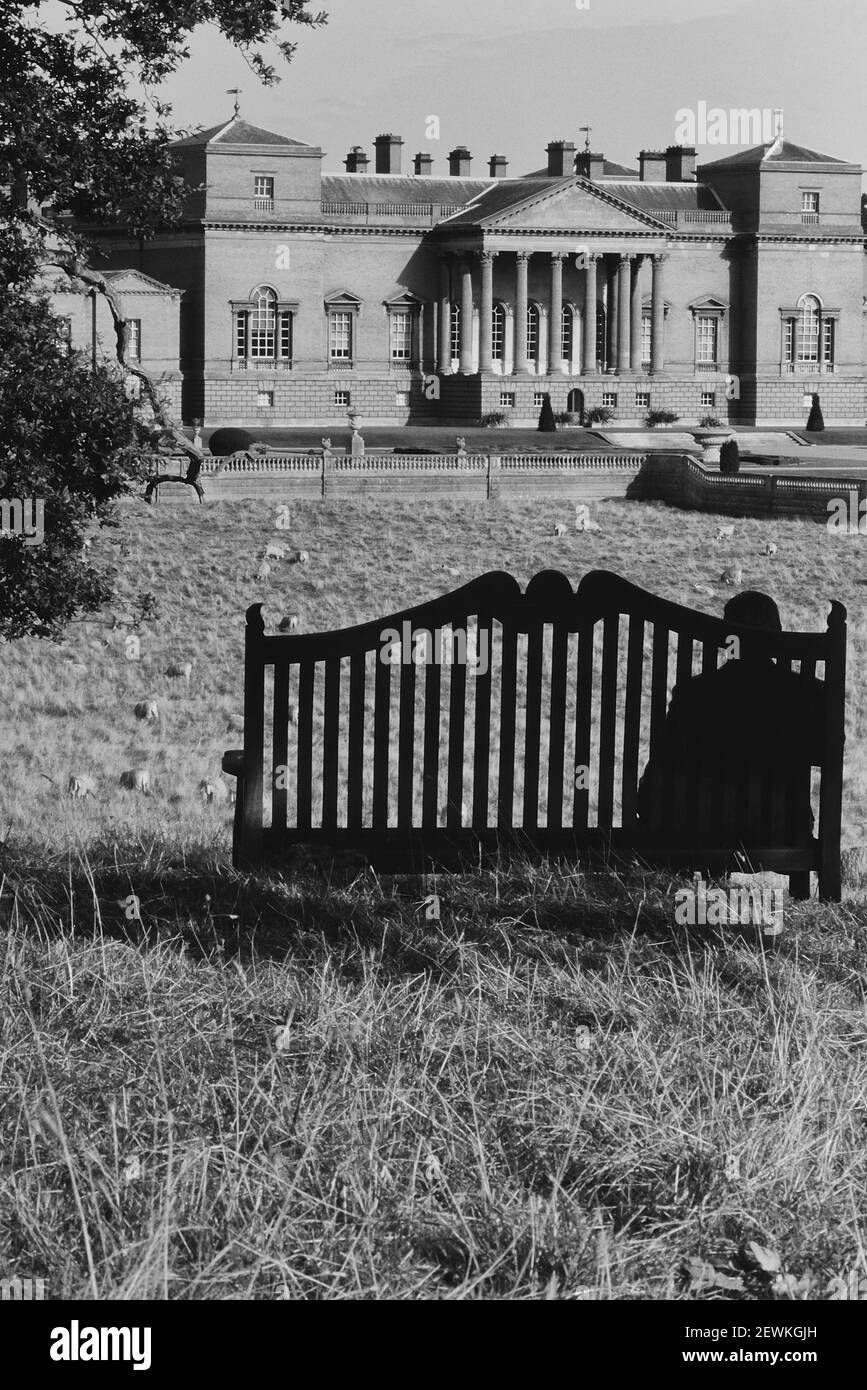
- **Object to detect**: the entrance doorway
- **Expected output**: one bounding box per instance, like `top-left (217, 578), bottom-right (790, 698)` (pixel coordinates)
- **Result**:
top-left (567, 387), bottom-right (585, 423)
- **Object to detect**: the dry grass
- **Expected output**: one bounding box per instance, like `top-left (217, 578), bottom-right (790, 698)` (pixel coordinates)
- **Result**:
top-left (2, 492), bottom-right (867, 1299)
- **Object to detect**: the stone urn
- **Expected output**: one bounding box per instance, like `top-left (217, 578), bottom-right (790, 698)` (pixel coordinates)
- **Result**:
top-left (692, 428), bottom-right (734, 464)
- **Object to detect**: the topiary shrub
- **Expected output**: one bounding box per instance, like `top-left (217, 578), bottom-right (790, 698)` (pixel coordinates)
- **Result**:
top-left (537, 394), bottom-right (557, 432)
top-left (719, 438), bottom-right (740, 475)
top-left (806, 393), bottom-right (825, 432)
top-left (208, 427), bottom-right (254, 457)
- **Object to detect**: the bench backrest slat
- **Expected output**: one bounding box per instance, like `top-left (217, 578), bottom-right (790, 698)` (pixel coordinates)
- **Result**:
top-left (373, 654), bottom-right (391, 830)
top-left (347, 653), bottom-right (366, 828)
top-left (397, 659), bottom-right (416, 829)
top-left (472, 614), bottom-right (494, 827)
top-left (422, 657), bottom-right (442, 827)
top-left (597, 612), bottom-right (620, 830)
top-left (573, 620), bottom-right (593, 831)
top-left (272, 662), bottom-right (289, 833)
top-left (297, 662), bottom-right (315, 831)
top-left (522, 622), bottom-right (545, 831)
top-left (446, 616), bottom-right (468, 828)
top-left (498, 622), bottom-right (519, 828)
top-left (546, 625), bottom-right (569, 830)
top-left (621, 615), bottom-right (645, 827)
top-left (322, 656), bottom-right (340, 830)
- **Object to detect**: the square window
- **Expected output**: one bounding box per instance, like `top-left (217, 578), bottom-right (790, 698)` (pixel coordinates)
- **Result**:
top-left (499, 390), bottom-right (516, 408)
top-left (533, 391), bottom-right (546, 407)
top-left (701, 390), bottom-right (716, 408)
top-left (635, 391), bottom-right (650, 408)
top-left (602, 391), bottom-right (618, 408)
top-left (256, 390), bottom-right (274, 409)
top-left (334, 390), bottom-right (351, 407)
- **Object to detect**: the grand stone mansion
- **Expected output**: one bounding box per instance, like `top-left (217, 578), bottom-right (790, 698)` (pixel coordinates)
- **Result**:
top-left (78, 114), bottom-right (867, 427)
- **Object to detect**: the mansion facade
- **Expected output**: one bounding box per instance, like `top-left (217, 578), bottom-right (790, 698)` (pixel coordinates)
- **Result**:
top-left (81, 116), bottom-right (867, 427)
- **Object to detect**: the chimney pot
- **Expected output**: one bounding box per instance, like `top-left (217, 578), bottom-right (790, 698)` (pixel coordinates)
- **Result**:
top-left (448, 146), bottom-right (473, 176)
top-left (665, 144), bottom-right (697, 182)
top-left (374, 133), bottom-right (404, 174)
top-left (413, 151), bottom-right (434, 175)
top-left (344, 145), bottom-right (370, 173)
top-left (639, 150), bottom-right (667, 182)
top-left (546, 140), bottom-right (576, 177)
top-left (575, 149), bottom-right (605, 181)
top-left (489, 154), bottom-right (509, 178)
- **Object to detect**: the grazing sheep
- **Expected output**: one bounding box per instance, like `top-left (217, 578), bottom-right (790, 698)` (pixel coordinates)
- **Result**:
top-left (133, 699), bottom-right (159, 724)
top-left (68, 774), bottom-right (97, 800)
top-left (291, 550), bottom-right (310, 564)
top-left (264, 543), bottom-right (287, 561)
top-left (553, 523), bottom-right (568, 537)
top-left (720, 563), bottom-right (743, 586)
top-left (764, 541), bottom-right (778, 557)
top-left (199, 777), bottom-right (229, 805)
top-left (119, 768), bottom-right (151, 795)
top-left (254, 561), bottom-right (271, 582)
top-left (716, 524), bottom-right (735, 542)
top-left (165, 661), bottom-right (192, 686)
top-left (278, 613), bottom-right (299, 632)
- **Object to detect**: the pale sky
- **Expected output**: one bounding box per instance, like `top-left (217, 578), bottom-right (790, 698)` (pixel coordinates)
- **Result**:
top-left (50, 0), bottom-right (867, 175)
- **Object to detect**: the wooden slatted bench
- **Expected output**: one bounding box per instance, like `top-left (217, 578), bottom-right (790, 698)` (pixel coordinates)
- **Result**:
top-left (222, 569), bottom-right (847, 900)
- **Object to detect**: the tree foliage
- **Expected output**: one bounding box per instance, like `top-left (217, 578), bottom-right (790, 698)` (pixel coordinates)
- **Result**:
top-left (1, 1), bottom-right (327, 639)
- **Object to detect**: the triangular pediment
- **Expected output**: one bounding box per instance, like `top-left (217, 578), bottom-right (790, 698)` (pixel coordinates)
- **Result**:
top-left (324, 288), bottom-right (363, 307)
top-left (102, 269), bottom-right (179, 295)
top-left (468, 177), bottom-right (671, 232)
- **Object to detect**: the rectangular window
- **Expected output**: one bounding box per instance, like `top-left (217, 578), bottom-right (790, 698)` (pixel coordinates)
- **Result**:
top-left (802, 191), bottom-right (819, 213)
top-left (450, 305), bottom-right (461, 362)
top-left (602, 391), bottom-right (618, 408)
top-left (701, 390), bottom-right (716, 408)
top-left (492, 309), bottom-right (504, 361)
top-left (526, 309), bottom-right (538, 362)
top-left (641, 314), bottom-right (652, 366)
top-left (500, 390), bottom-right (516, 408)
top-left (635, 391), bottom-right (650, 408)
top-left (696, 316), bottom-right (718, 364)
top-left (390, 310), bottom-right (412, 361)
top-left (533, 391), bottom-right (546, 407)
top-left (235, 310), bottom-right (248, 358)
top-left (256, 390), bottom-right (274, 409)
top-left (126, 319), bottom-right (141, 361)
top-left (330, 312), bottom-right (352, 361)
top-left (561, 309), bottom-right (573, 363)
top-left (254, 175), bottom-right (274, 211)
top-left (334, 389), bottom-right (351, 407)
top-left (278, 312), bottom-right (292, 361)
top-left (822, 318), bottom-right (834, 368)
top-left (783, 318), bottom-right (795, 366)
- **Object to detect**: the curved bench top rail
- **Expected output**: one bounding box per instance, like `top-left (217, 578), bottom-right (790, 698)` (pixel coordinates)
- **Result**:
top-left (244, 570), bottom-right (846, 664)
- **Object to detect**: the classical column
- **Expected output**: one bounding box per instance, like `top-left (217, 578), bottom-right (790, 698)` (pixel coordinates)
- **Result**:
top-left (514, 250), bottom-right (531, 374)
top-left (607, 259), bottom-right (617, 370)
top-left (650, 253), bottom-right (668, 374)
top-left (630, 256), bottom-right (644, 373)
top-left (582, 254), bottom-right (598, 373)
top-left (479, 250), bottom-right (496, 373)
top-left (547, 251), bottom-right (565, 374)
top-left (459, 257), bottom-right (474, 374)
top-left (617, 254), bottom-right (632, 373)
top-left (438, 255), bottom-right (452, 375)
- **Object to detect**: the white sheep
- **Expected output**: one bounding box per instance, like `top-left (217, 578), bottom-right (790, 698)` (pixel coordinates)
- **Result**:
top-left (133, 699), bottom-right (160, 723)
top-left (119, 768), bottom-right (151, 795)
top-left (278, 613), bottom-right (299, 632)
top-left (716, 524), bottom-right (735, 542)
top-left (764, 541), bottom-right (778, 557)
top-left (254, 561), bottom-right (271, 582)
top-left (553, 523), bottom-right (568, 537)
top-left (293, 550), bottom-right (310, 564)
top-left (68, 774), bottom-right (97, 800)
top-left (720, 563), bottom-right (743, 586)
top-left (264, 543), bottom-right (287, 561)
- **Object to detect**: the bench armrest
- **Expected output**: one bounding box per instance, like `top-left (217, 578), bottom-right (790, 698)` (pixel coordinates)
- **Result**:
top-left (222, 749), bottom-right (244, 780)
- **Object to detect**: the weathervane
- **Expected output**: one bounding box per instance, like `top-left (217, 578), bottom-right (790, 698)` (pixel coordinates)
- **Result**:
top-left (226, 88), bottom-right (242, 118)
top-left (579, 125), bottom-right (592, 152)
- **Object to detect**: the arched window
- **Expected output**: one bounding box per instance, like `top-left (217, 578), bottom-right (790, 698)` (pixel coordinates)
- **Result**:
top-left (234, 285), bottom-right (294, 365)
top-left (797, 294), bottom-right (820, 366)
top-left (250, 285), bottom-right (277, 359)
top-left (527, 304), bottom-right (541, 363)
top-left (492, 304), bottom-right (506, 362)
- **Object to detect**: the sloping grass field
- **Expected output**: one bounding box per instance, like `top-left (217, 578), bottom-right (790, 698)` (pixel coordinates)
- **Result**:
top-left (2, 492), bottom-right (867, 1299)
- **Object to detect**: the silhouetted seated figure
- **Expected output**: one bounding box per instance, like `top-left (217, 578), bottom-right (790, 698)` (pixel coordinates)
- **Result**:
top-left (635, 591), bottom-right (825, 852)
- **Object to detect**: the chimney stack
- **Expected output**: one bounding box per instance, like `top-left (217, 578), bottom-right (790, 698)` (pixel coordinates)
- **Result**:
top-left (344, 145), bottom-right (370, 174)
top-left (488, 154), bottom-right (509, 178)
top-left (374, 133), bottom-right (403, 175)
top-left (665, 144), bottom-right (697, 182)
top-left (639, 150), bottom-right (668, 182)
top-left (413, 152), bottom-right (434, 175)
top-left (574, 149), bottom-right (605, 181)
top-left (546, 140), bottom-right (576, 177)
top-left (448, 146), bottom-right (473, 177)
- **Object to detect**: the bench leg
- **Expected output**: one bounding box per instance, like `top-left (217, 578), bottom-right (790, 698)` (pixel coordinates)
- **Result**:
top-left (788, 870), bottom-right (811, 901)
top-left (818, 862), bottom-right (842, 903)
